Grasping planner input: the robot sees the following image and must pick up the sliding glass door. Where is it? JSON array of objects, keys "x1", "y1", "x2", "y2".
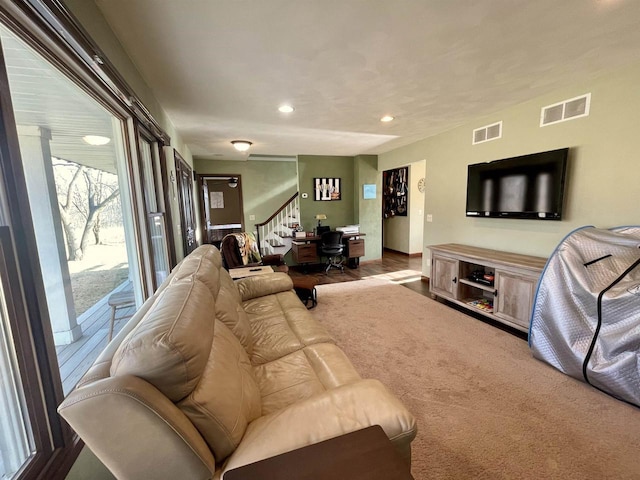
[
  {"x1": 0, "y1": 1, "x2": 178, "y2": 478},
  {"x1": 0, "y1": 24, "x2": 144, "y2": 395},
  {"x1": 0, "y1": 229, "x2": 35, "y2": 479}
]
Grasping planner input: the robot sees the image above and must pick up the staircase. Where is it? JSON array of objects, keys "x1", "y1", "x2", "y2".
[{"x1": 255, "y1": 193, "x2": 300, "y2": 257}]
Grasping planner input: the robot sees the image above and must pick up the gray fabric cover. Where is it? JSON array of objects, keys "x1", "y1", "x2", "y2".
[{"x1": 529, "y1": 225, "x2": 640, "y2": 406}]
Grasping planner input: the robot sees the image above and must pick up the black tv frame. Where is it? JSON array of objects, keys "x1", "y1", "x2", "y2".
[{"x1": 465, "y1": 148, "x2": 569, "y2": 220}]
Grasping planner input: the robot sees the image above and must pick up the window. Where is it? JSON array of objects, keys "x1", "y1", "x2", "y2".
[
  {"x1": 0, "y1": 257, "x2": 35, "y2": 479},
  {"x1": 1, "y1": 24, "x2": 144, "y2": 395},
  {"x1": 0, "y1": 2, "x2": 176, "y2": 478}
]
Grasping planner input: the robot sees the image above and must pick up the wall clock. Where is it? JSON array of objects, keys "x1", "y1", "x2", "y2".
[{"x1": 417, "y1": 177, "x2": 425, "y2": 193}]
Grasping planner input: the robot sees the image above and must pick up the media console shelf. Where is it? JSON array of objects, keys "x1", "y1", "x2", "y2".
[{"x1": 429, "y1": 244, "x2": 548, "y2": 332}]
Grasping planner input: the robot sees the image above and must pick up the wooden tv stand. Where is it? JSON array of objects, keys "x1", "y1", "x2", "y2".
[{"x1": 428, "y1": 244, "x2": 547, "y2": 333}]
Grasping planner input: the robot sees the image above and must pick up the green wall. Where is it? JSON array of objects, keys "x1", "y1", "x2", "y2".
[
  {"x1": 297, "y1": 155, "x2": 355, "y2": 234},
  {"x1": 380, "y1": 62, "x2": 640, "y2": 276},
  {"x1": 193, "y1": 159, "x2": 298, "y2": 233},
  {"x1": 354, "y1": 155, "x2": 382, "y2": 261},
  {"x1": 64, "y1": 0, "x2": 196, "y2": 261}
]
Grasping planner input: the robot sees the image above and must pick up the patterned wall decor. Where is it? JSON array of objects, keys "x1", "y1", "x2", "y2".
[
  {"x1": 383, "y1": 167, "x2": 408, "y2": 217},
  {"x1": 314, "y1": 177, "x2": 341, "y2": 201}
]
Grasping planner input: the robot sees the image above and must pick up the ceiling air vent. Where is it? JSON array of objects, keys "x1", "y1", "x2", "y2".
[
  {"x1": 472, "y1": 121, "x2": 502, "y2": 145},
  {"x1": 540, "y1": 93, "x2": 591, "y2": 127}
]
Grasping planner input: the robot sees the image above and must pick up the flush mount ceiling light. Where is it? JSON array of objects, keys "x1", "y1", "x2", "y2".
[
  {"x1": 231, "y1": 140, "x2": 253, "y2": 152},
  {"x1": 82, "y1": 135, "x2": 111, "y2": 145},
  {"x1": 278, "y1": 105, "x2": 295, "y2": 113},
  {"x1": 380, "y1": 115, "x2": 395, "y2": 123},
  {"x1": 228, "y1": 177, "x2": 239, "y2": 188}
]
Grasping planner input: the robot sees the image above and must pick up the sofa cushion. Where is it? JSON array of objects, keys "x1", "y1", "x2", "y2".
[
  {"x1": 236, "y1": 273, "x2": 294, "y2": 301},
  {"x1": 110, "y1": 278, "x2": 215, "y2": 402},
  {"x1": 178, "y1": 320, "x2": 261, "y2": 461},
  {"x1": 253, "y1": 343, "x2": 362, "y2": 415},
  {"x1": 243, "y1": 291, "x2": 334, "y2": 364},
  {"x1": 214, "y1": 272, "x2": 254, "y2": 354},
  {"x1": 171, "y1": 246, "x2": 255, "y2": 355},
  {"x1": 221, "y1": 379, "x2": 418, "y2": 475},
  {"x1": 172, "y1": 246, "x2": 222, "y2": 298}
]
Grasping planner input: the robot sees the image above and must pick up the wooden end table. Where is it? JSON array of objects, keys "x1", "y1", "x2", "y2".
[{"x1": 224, "y1": 425, "x2": 414, "y2": 480}]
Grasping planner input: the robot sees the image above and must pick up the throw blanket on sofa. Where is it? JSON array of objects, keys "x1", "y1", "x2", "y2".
[{"x1": 229, "y1": 232, "x2": 261, "y2": 265}]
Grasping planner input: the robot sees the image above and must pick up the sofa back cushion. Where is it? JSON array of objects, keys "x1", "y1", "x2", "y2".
[
  {"x1": 178, "y1": 320, "x2": 261, "y2": 460},
  {"x1": 110, "y1": 278, "x2": 215, "y2": 401},
  {"x1": 110, "y1": 245, "x2": 262, "y2": 460},
  {"x1": 174, "y1": 246, "x2": 255, "y2": 355},
  {"x1": 214, "y1": 273, "x2": 254, "y2": 354}
]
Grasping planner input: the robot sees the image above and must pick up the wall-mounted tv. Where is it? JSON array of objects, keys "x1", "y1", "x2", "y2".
[{"x1": 466, "y1": 148, "x2": 569, "y2": 220}]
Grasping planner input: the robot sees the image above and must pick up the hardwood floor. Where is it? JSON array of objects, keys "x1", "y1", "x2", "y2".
[{"x1": 288, "y1": 249, "x2": 430, "y2": 296}]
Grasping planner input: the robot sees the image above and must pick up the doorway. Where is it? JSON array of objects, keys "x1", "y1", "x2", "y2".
[{"x1": 198, "y1": 175, "x2": 245, "y2": 247}]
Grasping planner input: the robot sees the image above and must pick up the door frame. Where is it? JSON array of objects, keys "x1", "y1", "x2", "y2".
[
  {"x1": 174, "y1": 150, "x2": 198, "y2": 256},
  {"x1": 196, "y1": 174, "x2": 245, "y2": 245}
]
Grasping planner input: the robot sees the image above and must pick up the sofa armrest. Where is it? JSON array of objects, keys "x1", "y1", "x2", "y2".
[
  {"x1": 59, "y1": 375, "x2": 215, "y2": 480},
  {"x1": 261, "y1": 254, "x2": 285, "y2": 266},
  {"x1": 236, "y1": 272, "x2": 293, "y2": 301},
  {"x1": 221, "y1": 379, "x2": 417, "y2": 475}
]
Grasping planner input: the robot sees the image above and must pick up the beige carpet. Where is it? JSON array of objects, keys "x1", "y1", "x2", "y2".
[{"x1": 310, "y1": 278, "x2": 640, "y2": 480}]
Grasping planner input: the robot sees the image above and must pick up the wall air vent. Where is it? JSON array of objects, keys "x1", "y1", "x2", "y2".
[
  {"x1": 247, "y1": 154, "x2": 297, "y2": 162},
  {"x1": 540, "y1": 93, "x2": 591, "y2": 127},
  {"x1": 472, "y1": 121, "x2": 502, "y2": 145}
]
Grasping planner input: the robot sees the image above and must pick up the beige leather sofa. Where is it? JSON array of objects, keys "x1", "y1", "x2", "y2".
[{"x1": 59, "y1": 245, "x2": 417, "y2": 479}]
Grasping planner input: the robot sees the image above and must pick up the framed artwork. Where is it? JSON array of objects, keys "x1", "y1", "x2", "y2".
[
  {"x1": 363, "y1": 184, "x2": 376, "y2": 199},
  {"x1": 314, "y1": 177, "x2": 341, "y2": 201}
]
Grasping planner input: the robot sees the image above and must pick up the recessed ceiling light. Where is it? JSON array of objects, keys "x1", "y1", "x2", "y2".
[
  {"x1": 231, "y1": 140, "x2": 253, "y2": 152},
  {"x1": 380, "y1": 115, "x2": 394, "y2": 122},
  {"x1": 278, "y1": 105, "x2": 295, "y2": 113},
  {"x1": 82, "y1": 135, "x2": 111, "y2": 145}
]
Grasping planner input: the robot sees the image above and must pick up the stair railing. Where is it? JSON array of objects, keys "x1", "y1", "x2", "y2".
[{"x1": 255, "y1": 192, "x2": 300, "y2": 255}]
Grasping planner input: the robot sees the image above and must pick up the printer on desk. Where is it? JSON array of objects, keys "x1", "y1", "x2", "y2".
[{"x1": 336, "y1": 225, "x2": 360, "y2": 235}]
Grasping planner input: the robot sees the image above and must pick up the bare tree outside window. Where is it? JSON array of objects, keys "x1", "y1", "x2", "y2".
[
  {"x1": 53, "y1": 158, "x2": 129, "y2": 315},
  {"x1": 53, "y1": 158, "x2": 120, "y2": 261}
]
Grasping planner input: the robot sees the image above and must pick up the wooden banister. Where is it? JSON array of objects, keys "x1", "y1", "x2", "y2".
[{"x1": 255, "y1": 192, "x2": 299, "y2": 227}]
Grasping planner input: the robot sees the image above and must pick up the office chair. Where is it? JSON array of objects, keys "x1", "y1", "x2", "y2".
[
  {"x1": 220, "y1": 232, "x2": 288, "y2": 273},
  {"x1": 320, "y1": 230, "x2": 345, "y2": 274}
]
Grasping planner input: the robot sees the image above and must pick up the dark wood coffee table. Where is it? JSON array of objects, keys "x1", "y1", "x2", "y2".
[{"x1": 224, "y1": 425, "x2": 414, "y2": 480}]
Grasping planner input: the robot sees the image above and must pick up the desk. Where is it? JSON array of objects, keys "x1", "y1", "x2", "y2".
[
  {"x1": 291, "y1": 233, "x2": 365, "y2": 268},
  {"x1": 224, "y1": 425, "x2": 413, "y2": 480}
]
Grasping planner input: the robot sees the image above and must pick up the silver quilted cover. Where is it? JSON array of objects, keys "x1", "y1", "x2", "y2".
[{"x1": 529, "y1": 225, "x2": 640, "y2": 406}]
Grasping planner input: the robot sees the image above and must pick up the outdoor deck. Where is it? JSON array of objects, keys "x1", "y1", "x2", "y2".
[{"x1": 55, "y1": 283, "x2": 135, "y2": 395}]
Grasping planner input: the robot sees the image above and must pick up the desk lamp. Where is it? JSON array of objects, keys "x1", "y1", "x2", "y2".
[{"x1": 315, "y1": 214, "x2": 327, "y2": 232}]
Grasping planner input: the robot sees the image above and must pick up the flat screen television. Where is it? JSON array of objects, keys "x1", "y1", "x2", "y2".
[{"x1": 466, "y1": 148, "x2": 569, "y2": 220}]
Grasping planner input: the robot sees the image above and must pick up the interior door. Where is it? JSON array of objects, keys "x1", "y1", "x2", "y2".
[
  {"x1": 199, "y1": 175, "x2": 244, "y2": 247},
  {"x1": 175, "y1": 152, "x2": 197, "y2": 256}
]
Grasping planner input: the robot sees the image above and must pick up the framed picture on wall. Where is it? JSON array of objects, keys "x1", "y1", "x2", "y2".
[
  {"x1": 363, "y1": 184, "x2": 376, "y2": 199},
  {"x1": 314, "y1": 177, "x2": 341, "y2": 201}
]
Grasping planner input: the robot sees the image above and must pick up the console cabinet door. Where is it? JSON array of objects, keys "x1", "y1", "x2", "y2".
[
  {"x1": 493, "y1": 270, "x2": 537, "y2": 329},
  {"x1": 430, "y1": 254, "x2": 459, "y2": 299}
]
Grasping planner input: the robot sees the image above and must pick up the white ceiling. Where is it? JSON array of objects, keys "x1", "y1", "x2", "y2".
[
  {"x1": 95, "y1": 0, "x2": 640, "y2": 160},
  {"x1": 1, "y1": 25, "x2": 119, "y2": 172}
]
